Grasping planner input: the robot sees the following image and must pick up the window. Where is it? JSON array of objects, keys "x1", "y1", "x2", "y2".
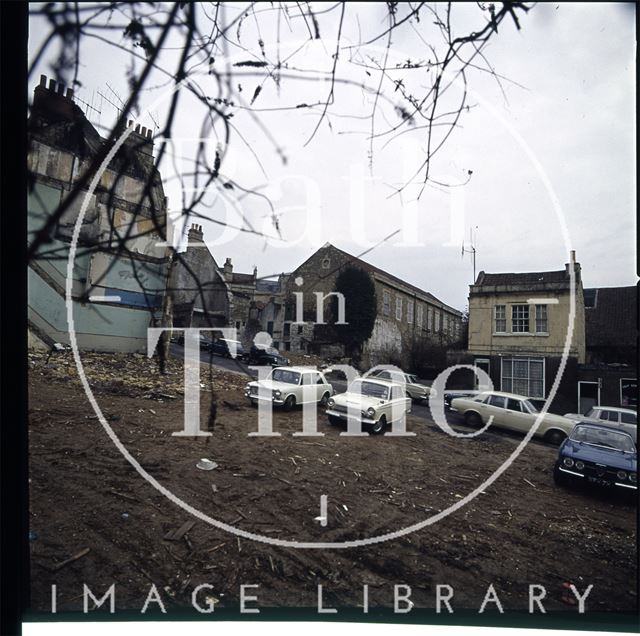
[
  {"x1": 416, "y1": 304, "x2": 424, "y2": 329},
  {"x1": 535, "y1": 304, "x2": 548, "y2": 333},
  {"x1": 621, "y1": 412, "x2": 637, "y2": 425},
  {"x1": 494, "y1": 305, "x2": 506, "y2": 333},
  {"x1": 267, "y1": 321, "x2": 274, "y2": 335},
  {"x1": 427, "y1": 306, "x2": 433, "y2": 331},
  {"x1": 383, "y1": 290, "x2": 391, "y2": 316},
  {"x1": 297, "y1": 325, "x2": 303, "y2": 335},
  {"x1": 489, "y1": 395, "x2": 506, "y2": 408},
  {"x1": 434, "y1": 310, "x2": 441, "y2": 332},
  {"x1": 283, "y1": 323, "x2": 291, "y2": 337},
  {"x1": 501, "y1": 357, "x2": 544, "y2": 398},
  {"x1": 302, "y1": 373, "x2": 314, "y2": 385},
  {"x1": 506, "y1": 398, "x2": 523, "y2": 412},
  {"x1": 396, "y1": 296, "x2": 403, "y2": 321},
  {"x1": 407, "y1": 299, "x2": 414, "y2": 324},
  {"x1": 511, "y1": 305, "x2": 529, "y2": 333},
  {"x1": 235, "y1": 321, "x2": 241, "y2": 330},
  {"x1": 321, "y1": 257, "x2": 330, "y2": 269},
  {"x1": 284, "y1": 342, "x2": 291, "y2": 351},
  {"x1": 620, "y1": 378, "x2": 637, "y2": 408}
]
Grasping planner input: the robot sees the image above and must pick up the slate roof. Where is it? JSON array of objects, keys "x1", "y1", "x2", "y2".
[
  {"x1": 585, "y1": 286, "x2": 638, "y2": 349},
  {"x1": 309, "y1": 244, "x2": 461, "y2": 315},
  {"x1": 475, "y1": 270, "x2": 569, "y2": 286}
]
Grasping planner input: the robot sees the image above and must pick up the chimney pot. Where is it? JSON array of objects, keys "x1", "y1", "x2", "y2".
[
  {"x1": 134, "y1": 124, "x2": 141, "y2": 134},
  {"x1": 128, "y1": 120, "x2": 133, "y2": 128},
  {"x1": 48, "y1": 78, "x2": 56, "y2": 91},
  {"x1": 57, "y1": 83, "x2": 65, "y2": 95},
  {"x1": 141, "y1": 126, "x2": 147, "y2": 137},
  {"x1": 39, "y1": 74, "x2": 47, "y2": 87},
  {"x1": 66, "y1": 88, "x2": 74, "y2": 99}
]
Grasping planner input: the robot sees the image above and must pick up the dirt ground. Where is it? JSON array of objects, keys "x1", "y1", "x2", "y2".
[{"x1": 28, "y1": 351, "x2": 637, "y2": 615}]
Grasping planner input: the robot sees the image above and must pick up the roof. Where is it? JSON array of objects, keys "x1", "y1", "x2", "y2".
[
  {"x1": 255, "y1": 279, "x2": 281, "y2": 293},
  {"x1": 299, "y1": 243, "x2": 462, "y2": 315},
  {"x1": 584, "y1": 286, "x2": 637, "y2": 349},
  {"x1": 475, "y1": 270, "x2": 569, "y2": 286},
  {"x1": 229, "y1": 273, "x2": 255, "y2": 284}
]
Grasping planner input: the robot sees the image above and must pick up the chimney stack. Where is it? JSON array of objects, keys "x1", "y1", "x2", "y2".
[
  {"x1": 223, "y1": 257, "x2": 233, "y2": 280},
  {"x1": 565, "y1": 250, "x2": 580, "y2": 283},
  {"x1": 187, "y1": 223, "x2": 204, "y2": 244}
]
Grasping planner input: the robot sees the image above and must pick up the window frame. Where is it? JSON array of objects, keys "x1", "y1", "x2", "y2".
[
  {"x1": 500, "y1": 357, "x2": 545, "y2": 398},
  {"x1": 511, "y1": 304, "x2": 530, "y2": 333},
  {"x1": 395, "y1": 296, "x2": 403, "y2": 321},
  {"x1": 535, "y1": 304, "x2": 548, "y2": 333},
  {"x1": 494, "y1": 304, "x2": 507, "y2": 333},
  {"x1": 382, "y1": 290, "x2": 391, "y2": 317},
  {"x1": 407, "y1": 299, "x2": 414, "y2": 324}
]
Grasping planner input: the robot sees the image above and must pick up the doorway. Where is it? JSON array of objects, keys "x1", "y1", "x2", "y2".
[{"x1": 578, "y1": 381, "x2": 600, "y2": 415}]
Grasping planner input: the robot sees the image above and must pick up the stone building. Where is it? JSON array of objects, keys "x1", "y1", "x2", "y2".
[
  {"x1": 466, "y1": 251, "x2": 586, "y2": 412},
  {"x1": 273, "y1": 243, "x2": 463, "y2": 368},
  {"x1": 169, "y1": 224, "x2": 231, "y2": 330},
  {"x1": 170, "y1": 224, "x2": 285, "y2": 344},
  {"x1": 27, "y1": 75, "x2": 170, "y2": 352}
]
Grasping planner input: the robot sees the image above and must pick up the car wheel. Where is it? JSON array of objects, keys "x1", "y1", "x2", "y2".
[
  {"x1": 544, "y1": 430, "x2": 566, "y2": 446},
  {"x1": 249, "y1": 399, "x2": 258, "y2": 408},
  {"x1": 328, "y1": 415, "x2": 342, "y2": 426},
  {"x1": 320, "y1": 392, "x2": 331, "y2": 407},
  {"x1": 464, "y1": 411, "x2": 482, "y2": 427},
  {"x1": 369, "y1": 415, "x2": 386, "y2": 435},
  {"x1": 283, "y1": 395, "x2": 296, "y2": 411}
]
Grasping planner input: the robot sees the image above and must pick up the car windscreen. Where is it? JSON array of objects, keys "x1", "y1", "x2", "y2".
[
  {"x1": 523, "y1": 399, "x2": 538, "y2": 414},
  {"x1": 271, "y1": 369, "x2": 300, "y2": 384},
  {"x1": 571, "y1": 425, "x2": 636, "y2": 453},
  {"x1": 406, "y1": 374, "x2": 419, "y2": 384},
  {"x1": 349, "y1": 380, "x2": 389, "y2": 400}
]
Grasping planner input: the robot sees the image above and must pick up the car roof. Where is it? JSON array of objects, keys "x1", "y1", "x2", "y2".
[
  {"x1": 273, "y1": 366, "x2": 318, "y2": 373},
  {"x1": 474, "y1": 390, "x2": 532, "y2": 401},
  {"x1": 354, "y1": 377, "x2": 403, "y2": 388},
  {"x1": 591, "y1": 406, "x2": 637, "y2": 415}
]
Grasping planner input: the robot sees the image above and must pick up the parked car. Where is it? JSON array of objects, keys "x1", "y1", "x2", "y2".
[
  {"x1": 211, "y1": 338, "x2": 246, "y2": 360},
  {"x1": 553, "y1": 422, "x2": 637, "y2": 490},
  {"x1": 564, "y1": 406, "x2": 637, "y2": 442},
  {"x1": 173, "y1": 332, "x2": 212, "y2": 351},
  {"x1": 450, "y1": 390, "x2": 576, "y2": 445},
  {"x1": 443, "y1": 389, "x2": 481, "y2": 409},
  {"x1": 326, "y1": 377, "x2": 412, "y2": 435},
  {"x1": 368, "y1": 369, "x2": 431, "y2": 402},
  {"x1": 244, "y1": 366, "x2": 333, "y2": 410},
  {"x1": 247, "y1": 344, "x2": 290, "y2": 366}
]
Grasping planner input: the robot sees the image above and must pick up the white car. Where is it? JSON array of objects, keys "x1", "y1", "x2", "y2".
[
  {"x1": 244, "y1": 366, "x2": 333, "y2": 410},
  {"x1": 326, "y1": 377, "x2": 412, "y2": 434},
  {"x1": 450, "y1": 390, "x2": 576, "y2": 445},
  {"x1": 564, "y1": 406, "x2": 637, "y2": 442},
  {"x1": 368, "y1": 369, "x2": 431, "y2": 402}
]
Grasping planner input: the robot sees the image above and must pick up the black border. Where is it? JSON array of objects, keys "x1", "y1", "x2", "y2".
[{"x1": 1, "y1": 2, "x2": 30, "y2": 635}]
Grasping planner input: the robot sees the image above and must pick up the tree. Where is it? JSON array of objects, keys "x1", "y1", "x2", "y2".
[{"x1": 332, "y1": 266, "x2": 377, "y2": 363}]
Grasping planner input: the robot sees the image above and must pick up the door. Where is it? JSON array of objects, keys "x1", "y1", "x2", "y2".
[
  {"x1": 578, "y1": 381, "x2": 599, "y2": 415},
  {"x1": 503, "y1": 397, "x2": 532, "y2": 433},
  {"x1": 474, "y1": 359, "x2": 490, "y2": 390}
]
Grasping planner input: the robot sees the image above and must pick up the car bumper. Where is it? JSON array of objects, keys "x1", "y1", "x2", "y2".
[
  {"x1": 326, "y1": 409, "x2": 376, "y2": 425},
  {"x1": 557, "y1": 466, "x2": 637, "y2": 489},
  {"x1": 244, "y1": 392, "x2": 285, "y2": 405}
]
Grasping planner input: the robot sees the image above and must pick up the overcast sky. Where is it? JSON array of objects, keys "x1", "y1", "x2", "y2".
[{"x1": 29, "y1": 2, "x2": 636, "y2": 311}]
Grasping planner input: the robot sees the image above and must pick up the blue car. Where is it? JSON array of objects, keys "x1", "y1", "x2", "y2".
[{"x1": 554, "y1": 422, "x2": 637, "y2": 491}]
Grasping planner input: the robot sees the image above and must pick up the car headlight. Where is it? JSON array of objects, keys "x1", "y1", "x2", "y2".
[
  {"x1": 617, "y1": 470, "x2": 627, "y2": 481},
  {"x1": 273, "y1": 389, "x2": 281, "y2": 397},
  {"x1": 630, "y1": 473, "x2": 637, "y2": 483},
  {"x1": 574, "y1": 461, "x2": 585, "y2": 470},
  {"x1": 367, "y1": 407, "x2": 376, "y2": 417},
  {"x1": 563, "y1": 457, "x2": 574, "y2": 468},
  {"x1": 327, "y1": 398, "x2": 335, "y2": 408}
]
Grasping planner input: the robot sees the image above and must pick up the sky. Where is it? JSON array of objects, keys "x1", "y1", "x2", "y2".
[{"x1": 28, "y1": 2, "x2": 637, "y2": 311}]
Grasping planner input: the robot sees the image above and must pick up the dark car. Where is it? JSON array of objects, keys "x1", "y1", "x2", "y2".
[
  {"x1": 248, "y1": 344, "x2": 289, "y2": 366},
  {"x1": 553, "y1": 422, "x2": 637, "y2": 491},
  {"x1": 173, "y1": 332, "x2": 212, "y2": 351},
  {"x1": 211, "y1": 338, "x2": 246, "y2": 360}
]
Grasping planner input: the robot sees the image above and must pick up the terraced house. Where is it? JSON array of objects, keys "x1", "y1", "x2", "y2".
[
  {"x1": 27, "y1": 75, "x2": 170, "y2": 352},
  {"x1": 466, "y1": 251, "x2": 586, "y2": 412}
]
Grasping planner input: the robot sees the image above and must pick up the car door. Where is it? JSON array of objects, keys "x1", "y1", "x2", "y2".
[
  {"x1": 389, "y1": 384, "x2": 410, "y2": 420},
  {"x1": 485, "y1": 395, "x2": 507, "y2": 427},
  {"x1": 314, "y1": 373, "x2": 329, "y2": 401},
  {"x1": 300, "y1": 372, "x2": 315, "y2": 404},
  {"x1": 503, "y1": 398, "x2": 532, "y2": 433}
]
